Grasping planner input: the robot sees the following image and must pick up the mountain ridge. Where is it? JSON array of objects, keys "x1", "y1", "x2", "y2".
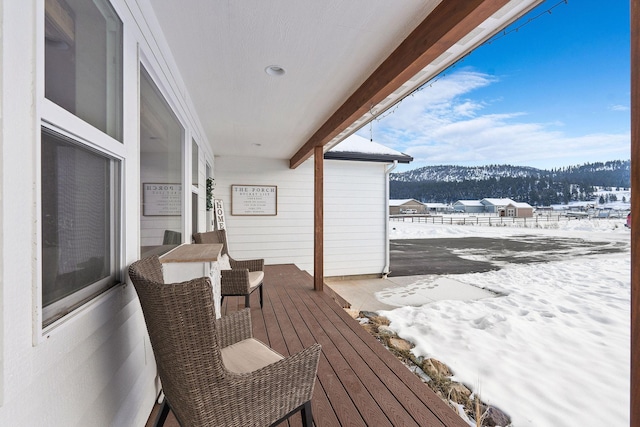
[
  {"x1": 391, "y1": 160, "x2": 629, "y2": 183},
  {"x1": 389, "y1": 160, "x2": 630, "y2": 205}
]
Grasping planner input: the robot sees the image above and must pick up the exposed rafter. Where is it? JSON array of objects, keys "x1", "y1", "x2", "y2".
[{"x1": 289, "y1": 0, "x2": 510, "y2": 169}]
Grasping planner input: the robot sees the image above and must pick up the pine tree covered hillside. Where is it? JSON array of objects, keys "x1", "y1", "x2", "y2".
[{"x1": 390, "y1": 160, "x2": 630, "y2": 206}]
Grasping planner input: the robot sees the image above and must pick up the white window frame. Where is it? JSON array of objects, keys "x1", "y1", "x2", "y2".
[
  {"x1": 36, "y1": 0, "x2": 128, "y2": 340},
  {"x1": 40, "y1": 125, "x2": 123, "y2": 328},
  {"x1": 138, "y1": 62, "x2": 189, "y2": 250}
]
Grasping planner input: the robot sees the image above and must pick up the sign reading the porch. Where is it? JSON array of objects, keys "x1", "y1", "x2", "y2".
[
  {"x1": 143, "y1": 183, "x2": 182, "y2": 216},
  {"x1": 231, "y1": 185, "x2": 277, "y2": 215}
]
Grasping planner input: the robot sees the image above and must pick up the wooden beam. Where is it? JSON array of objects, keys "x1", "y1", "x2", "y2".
[
  {"x1": 289, "y1": 0, "x2": 510, "y2": 169},
  {"x1": 314, "y1": 146, "x2": 324, "y2": 291},
  {"x1": 631, "y1": 0, "x2": 639, "y2": 424}
]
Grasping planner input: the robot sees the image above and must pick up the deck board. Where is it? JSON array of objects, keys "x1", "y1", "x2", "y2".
[{"x1": 146, "y1": 264, "x2": 467, "y2": 427}]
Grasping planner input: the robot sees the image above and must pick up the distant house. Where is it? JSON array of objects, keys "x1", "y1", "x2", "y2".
[
  {"x1": 481, "y1": 198, "x2": 515, "y2": 214},
  {"x1": 504, "y1": 202, "x2": 534, "y2": 218},
  {"x1": 389, "y1": 199, "x2": 425, "y2": 214},
  {"x1": 453, "y1": 200, "x2": 484, "y2": 213},
  {"x1": 424, "y1": 203, "x2": 452, "y2": 214}
]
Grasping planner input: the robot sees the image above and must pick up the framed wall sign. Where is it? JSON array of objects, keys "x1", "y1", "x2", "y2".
[
  {"x1": 231, "y1": 185, "x2": 277, "y2": 215},
  {"x1": 143, "y1": 183, "x2": 182, "y2": 216}
]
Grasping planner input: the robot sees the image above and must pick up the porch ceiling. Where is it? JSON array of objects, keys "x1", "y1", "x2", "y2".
[{"x1": 145, "y1": 0, "x2": 542, "y2": 166}]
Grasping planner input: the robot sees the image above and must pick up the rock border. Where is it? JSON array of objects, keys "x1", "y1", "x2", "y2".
[{"x1": 352, "y1": 310, "x2": 511, "y2": 427}]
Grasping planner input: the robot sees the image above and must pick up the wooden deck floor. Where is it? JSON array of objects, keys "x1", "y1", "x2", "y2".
[{"x1": 147, "y1": 264, "x2": 467, "y2": 427}]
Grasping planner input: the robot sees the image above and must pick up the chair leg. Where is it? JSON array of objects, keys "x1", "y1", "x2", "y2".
[
  {"x1": 300, "y1": 401, "x2": 313, "y2": 427},
  {"x1": 153, "y1": 400, "x2": 171, "y2": 427},
  {"x1": 259, "y1": 284, "x2": 264, "y2": 308},
  {"x1": 245, "y1": 294, "x2": 250, "y2": 308}
]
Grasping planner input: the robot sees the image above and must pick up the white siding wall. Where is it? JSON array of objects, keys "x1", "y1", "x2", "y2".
[
  {"x1": 215, "y1": 157, "x2": 387, "y2": 277},
  {"x1": 0, "y1": 0, "x2": 214, "y2": 426},
  {"x1": 325, "y1": 161, "x2": 387, "y2": 277},
  {"x1": 214, "y1": 156, "x2": 315, "y2": 270}
]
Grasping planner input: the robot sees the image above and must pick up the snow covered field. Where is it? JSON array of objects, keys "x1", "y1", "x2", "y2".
[{"x1": 380, "y1": 218, "x2": 630, "y2": 427}]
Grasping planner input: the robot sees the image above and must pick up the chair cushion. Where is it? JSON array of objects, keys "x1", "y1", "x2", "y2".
[
  {"x1": 249, "y1": 271, "x2": 264, "y2": 289},
  {"x1": 218, "y1": 254, "x2": 232, "y2": 270},
  {"x1": 221, "y1": 338, "x2": 283, "y2": 373}
]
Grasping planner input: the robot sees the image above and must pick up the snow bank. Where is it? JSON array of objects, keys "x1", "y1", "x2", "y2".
[{"x1": 381, "y1": 220, "x2": 630, "y2": 426}]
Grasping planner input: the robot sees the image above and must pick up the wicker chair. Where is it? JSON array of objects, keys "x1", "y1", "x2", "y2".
[
  {"x1": 129, "y1": 256, "x2": 321, "y2": 427},
  {"x1": 193, "y1": 230, "x2": 264, "y2": 308}
]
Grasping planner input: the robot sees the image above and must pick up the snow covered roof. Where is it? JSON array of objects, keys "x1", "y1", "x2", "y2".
[
  {"x1": 454, "y1": 200, "x2": 484, "y2": 207},
  {"x1": 508, "y1": 202, "x2": 533, "y2": 208},
  {"x1": 325, "y1": 134, "x2": 413, "y2": 164},
  {"x1": 481, "y1": 198, "x2": 515, "y2": 206},
  {"x1": 389, "y1": 199, "x2": 423, "y2": 206}
]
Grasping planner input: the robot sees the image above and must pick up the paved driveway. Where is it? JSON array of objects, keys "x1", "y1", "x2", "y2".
[{"x1": 389, "y1": 235, "x2": 628, "y2": 277}]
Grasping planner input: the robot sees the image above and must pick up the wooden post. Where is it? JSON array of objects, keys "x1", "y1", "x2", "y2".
[
  {"x1": 314, "y1": 146, "x2": 324, "y2": 291},
  {"x1": 631, "y1": 0, "x2": 639, "y2": 424}
]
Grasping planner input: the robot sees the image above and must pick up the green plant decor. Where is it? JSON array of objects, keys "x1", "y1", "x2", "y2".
[{"x1": 206, "y1": 178, "x2": 215, "y2": 211}]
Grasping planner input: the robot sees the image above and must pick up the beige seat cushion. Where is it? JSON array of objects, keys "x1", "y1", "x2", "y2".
[
  {"x1": 221, "y1": 338, "x2": 283, "y2": 373},
  {"x1": 249, "y1": 271, "x2": 264, "y2": 289}
]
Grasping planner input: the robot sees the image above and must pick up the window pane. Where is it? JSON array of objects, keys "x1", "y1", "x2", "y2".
[
  {"x1": 192, "y1": 139, "x2": 199, "y2": 187},
  {"x1": 140, "y1": 67, "x2": 184, "y2": 257},
  {"x1": 192, "y1": 192, "x2": 198, "y2": 236},
  {"x1": 41, "y1": 129, "x2": 120, "y2": 325},
  {"x1": 45, "y1": 0, "x2": 123, "y2": 141}
]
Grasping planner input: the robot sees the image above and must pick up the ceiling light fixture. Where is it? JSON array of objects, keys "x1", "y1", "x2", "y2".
[{"x1": 265, "y1": 65, "x2": 286, "y2": 76}]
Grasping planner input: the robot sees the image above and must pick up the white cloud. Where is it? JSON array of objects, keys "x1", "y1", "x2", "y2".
[
  {"x1": 361, "y1": 69, "x2": 630, "y2": 169},
  {"x1": 610, "y1": 104, "x2": 629, "y2": 112}
]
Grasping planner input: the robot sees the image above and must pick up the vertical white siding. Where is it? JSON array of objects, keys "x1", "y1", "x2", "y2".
[{"x1": 325, "y1": 161, "x2": 387, "y2": 277}]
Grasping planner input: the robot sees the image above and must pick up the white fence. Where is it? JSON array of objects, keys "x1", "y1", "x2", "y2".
[{"x1": 390, "y1": 213, "x2": 627, "y2": 227}]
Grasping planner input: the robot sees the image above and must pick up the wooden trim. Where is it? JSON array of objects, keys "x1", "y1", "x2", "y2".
[
  {"x1": 631, "y1": 0, "x2": 639, "y2": 424},
  {"x1": 314, "y1": 146, "x2": 324, "y2": 291},
  {"x1": 289, "y1": 0, "x2": 510, "y2": 169}
]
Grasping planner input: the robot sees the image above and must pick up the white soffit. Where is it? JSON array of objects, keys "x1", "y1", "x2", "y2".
[
  {"x1": 145, "y1": 0, "x2": 441, "y2": 159},
  {"x1": 144, "y1": 0, "x2": 542, "y2": 161}
]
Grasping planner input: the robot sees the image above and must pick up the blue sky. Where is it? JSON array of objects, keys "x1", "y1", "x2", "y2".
[{"x1": 358, "y1": 0, "x2": 631, "y2": 172}]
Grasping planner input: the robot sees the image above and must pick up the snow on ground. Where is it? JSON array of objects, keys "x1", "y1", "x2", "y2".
[{"x1": 380, "y1": 218, "x2": 630, "y2": 427}]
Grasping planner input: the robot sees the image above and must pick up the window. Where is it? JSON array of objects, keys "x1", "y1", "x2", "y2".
[
  {"x1": 191, "y1": 139, "x2": 199, "y2": 235},
  {"x1": 41, "y1": 0, "x2": 123, "y2": 328},
  {"x1": 192, "y1": 139, "x2": 199, "y2": 187},
  {"x1": 45, "y1": 0, "x2": 123, "y2": 141},
  {"x1": 140, "y1": 67, "x2": 184, "y2": 256},
  {"x1": 41, "y1": 128, "x2": 121, "y2": 326}
]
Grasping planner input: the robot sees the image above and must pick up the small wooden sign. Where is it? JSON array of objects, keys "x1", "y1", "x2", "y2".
[
  {"x1": 231, "y1": 185, "x2": 277, "y2": 216},
  {"x1": 214, "y1": 199, "x2": 226, "y2": 229}
]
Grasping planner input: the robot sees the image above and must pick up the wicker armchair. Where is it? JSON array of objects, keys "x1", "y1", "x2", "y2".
[
  {"x1": 129, "y1": 256, "x2": 321, "y2": 427},
  {"x1": 193, "y1": 230, "x2": 264, "y2": 308}
]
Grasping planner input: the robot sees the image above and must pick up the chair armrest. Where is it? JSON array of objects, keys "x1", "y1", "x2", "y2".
[
  {"x1": 216, "y1": 308, "x2": 253, "y2": 348},
  {"x1": 224, "y1": 344, "x2": 322, "y2": 423},
  {"x1": 220, "y1": 269, "x2": 250, "y2": 295},
  {"x1": 230, "y1": 258, "x2": 264, "y2": 272}
]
